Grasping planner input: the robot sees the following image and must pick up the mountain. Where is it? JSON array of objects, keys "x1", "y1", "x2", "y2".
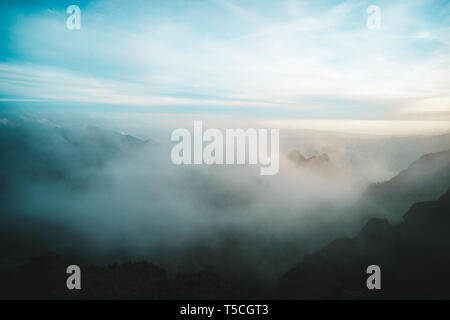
[
  {"x1": 0, "y1": 120, "x2": 157, "y2": 269},
  {"x1": 361, "y1": 149, "x2": 450, "y2": 222},
  {"x1": 281, "y1": 130, "x2": 450, "y2": 178},
  {"x1": 0, "y1": 121, "x2": 151, "y2": 188},
  {"x1": 278, "y1": 188, "x2": 450, "y2": 299},
  {"x1": 5, "y1": 189, "x2": 450, "y2": 299},
  {"x1": 287, "y1": 150, "x2": 338, "y2": 175},
  {"x1": 0, "y1": 252, "x2": 254, "y2": 299}
]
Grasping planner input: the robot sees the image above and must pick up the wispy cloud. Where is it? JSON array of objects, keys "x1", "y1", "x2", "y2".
[{"x1": 0, "y1": 0, "x2": 449, "y2": 119}]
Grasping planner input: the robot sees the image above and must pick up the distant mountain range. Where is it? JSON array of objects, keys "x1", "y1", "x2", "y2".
[
  {"x1": 0, "y1": 122, "x2": 152, "y2": 189},
  {"x1": 278, "y1": 188, "x2": 450, "y2": 299}
]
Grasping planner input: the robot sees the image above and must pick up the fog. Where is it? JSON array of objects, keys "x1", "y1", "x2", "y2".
[{"x1": 1, "y1": 111, "x2": 449, "y2": 283}]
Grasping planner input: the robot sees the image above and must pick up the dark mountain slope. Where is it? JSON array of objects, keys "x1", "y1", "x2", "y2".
[
  {"x1": 360, "y1": 149, "x2": 450, "y2": 222},
  {"x1": 0, "y1": 252, "x2": 254, "y2": 299},
  {"x1": 278, "y1": 189, "x2": 450, "y2": 299}
]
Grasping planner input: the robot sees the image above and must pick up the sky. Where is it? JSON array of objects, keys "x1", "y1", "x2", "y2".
[{"x1": 0, "y1": 0, "x2": 450, "y2": 121}]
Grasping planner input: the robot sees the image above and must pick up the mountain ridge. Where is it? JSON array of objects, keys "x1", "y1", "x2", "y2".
[{"x1": 278, "y1": 188, "x2": 450, "y2": 299}]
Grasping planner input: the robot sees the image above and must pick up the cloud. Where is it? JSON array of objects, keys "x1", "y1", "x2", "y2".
[
  {"x1": 0, "y1": 0, "x2": 449, "y2": 119},
  {"x1": 400, "y1": 96, "x2": 450, "y2": 114}
]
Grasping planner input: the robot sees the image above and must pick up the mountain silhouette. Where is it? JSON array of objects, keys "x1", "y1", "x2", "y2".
[
  {"x1": 278, "y1": 188, "x2": 450, "y2": 299},
  {"x1": 4, "y1": 188, "x2": 450, "y2": 299},
  {"x1": 361, "y1": 149, "x2": 450, "y2": 222},
  {"x1": 287, "y1": 150, "x2": 338, "y2": 176},
  {"x1": 0, "y1": 252, "x2": 253, "y2": 299}
]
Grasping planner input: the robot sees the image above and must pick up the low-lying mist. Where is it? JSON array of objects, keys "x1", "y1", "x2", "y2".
[{"x1": 1, "y1": 111, "x2": 449, "y2": 283}]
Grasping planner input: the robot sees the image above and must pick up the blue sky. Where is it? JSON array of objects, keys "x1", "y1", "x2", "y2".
[{"x1": 0, "y1": 0, "x2": 449, "y2": 120}]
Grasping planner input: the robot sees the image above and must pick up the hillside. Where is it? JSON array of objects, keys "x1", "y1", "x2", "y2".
[
  {"x1": 278, "y1": 189, "x2": 450, "y2": 299},
  {"x1": 362, "y1": 149, "x2": 450, "y2": 222}
]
